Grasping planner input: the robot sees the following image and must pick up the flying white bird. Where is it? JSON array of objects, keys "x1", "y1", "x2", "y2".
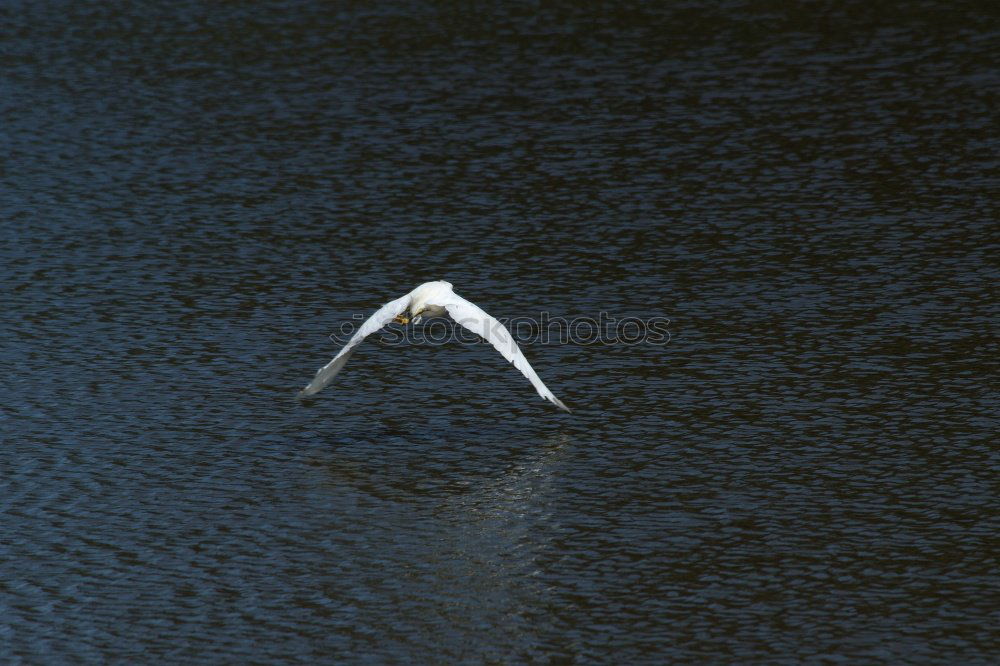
[{"x1": 300, "y1": 281, "x2": 570, "y2": 412}]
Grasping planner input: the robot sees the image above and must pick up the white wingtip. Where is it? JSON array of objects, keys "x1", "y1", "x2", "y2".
[{"x1": 548, "y1": 395, "x2": 572, "y2": 413}]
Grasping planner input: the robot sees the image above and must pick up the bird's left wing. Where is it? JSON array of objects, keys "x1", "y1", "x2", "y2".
[
  {"x1": 299, "y1": 292, "x2": 412, "y2": 397},
  {"x1": 441, "y1": 293, "x2": 571, "y2": 412}
]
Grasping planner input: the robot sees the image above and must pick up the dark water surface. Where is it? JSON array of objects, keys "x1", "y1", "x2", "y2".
[{"x1": 2, "y1": 1, "x2": 997, "y2": 662}]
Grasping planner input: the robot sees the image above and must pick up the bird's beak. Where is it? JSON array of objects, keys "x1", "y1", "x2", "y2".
[{"x1": 393, "y1": 314, "x2": 409, "y2": 324}]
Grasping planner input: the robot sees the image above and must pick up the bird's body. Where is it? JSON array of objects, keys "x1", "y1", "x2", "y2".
[
  {"x1": 406, "y1": 280, "x2": 452, "y2": 322},
  {"x1": 300, "y1": 281, "x2": 570, "y2": 412}
]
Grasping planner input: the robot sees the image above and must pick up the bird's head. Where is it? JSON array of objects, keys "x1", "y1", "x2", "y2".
[{"x1": 394, "y1": 307, "x2": 424, "y2": 325}]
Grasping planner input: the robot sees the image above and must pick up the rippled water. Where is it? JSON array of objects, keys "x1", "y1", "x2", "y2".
[{"x1": 2, "y1": 1, "x2": 997, "y2": 662}]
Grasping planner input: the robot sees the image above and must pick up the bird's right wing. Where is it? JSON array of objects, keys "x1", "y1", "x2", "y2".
[
  {"x1": 441, "y1": 293, "x2": 571, "y2": 412},
  {"x1": 299, "y1": 292, "x2": 412, "y2": 397}
]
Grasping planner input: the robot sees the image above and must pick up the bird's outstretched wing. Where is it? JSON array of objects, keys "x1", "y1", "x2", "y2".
[
  {"x1": 300, "y1": 292, "x2": 411, "y2": 397},
  {"x1": 441, "y1": 293, "x2": 571, "y2": 412}
]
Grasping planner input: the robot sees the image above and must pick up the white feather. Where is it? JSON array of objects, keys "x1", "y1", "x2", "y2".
[
  {"x1": 299, "y1": 292, "x2": 411, "y2": 396},
  {"x1": 440, "y1": 292, "x2": 571, "y2": 412},
  {"x1": 300, "y1": 281, "x2": 570, "y2": 412}
]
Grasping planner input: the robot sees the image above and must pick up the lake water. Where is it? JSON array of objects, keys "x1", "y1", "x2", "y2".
[{"x1": 1, "y1": 1, "x2": 997, "y2": 662}]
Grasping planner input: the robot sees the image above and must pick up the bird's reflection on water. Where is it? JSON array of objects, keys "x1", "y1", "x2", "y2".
[{"x1": 299, "y1": 430, "x2": 573, "y2": 657}]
